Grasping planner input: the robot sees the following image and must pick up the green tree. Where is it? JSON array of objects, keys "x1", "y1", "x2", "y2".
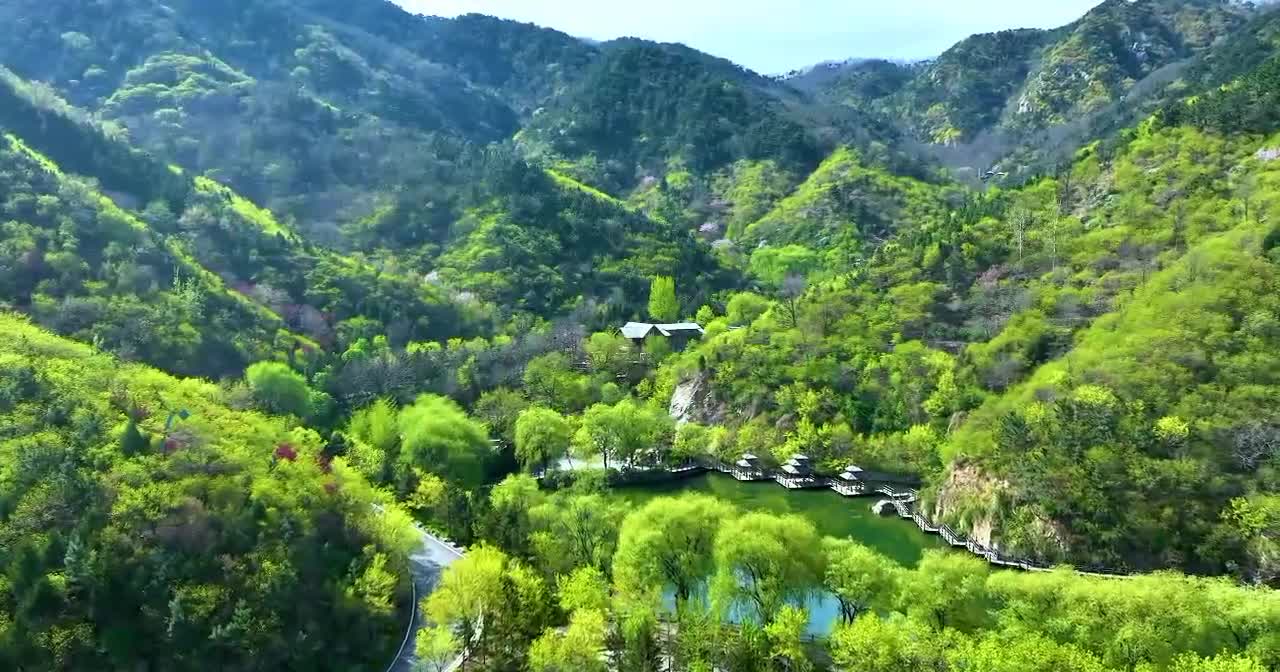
[
  {"x1": 648, "y1": 275, "x2": 679, "y2": 323},
  {"x1": 523, "y1": 353, "x2": 594, "y2": 413},
  {"x1": 426, "y1": 545, "x2": 507, "y2": 666},
  {"x1": 585, "y1": 331, "x2": 635, "y2": 379},
  {"x1": 711, "y1": 513, "x2": 825, "y2": 625},
  {"x1": 822, "y1": 538, "x2": 900, "y2": 624},
  {"x1": 946, "y1": 631, "x2": 1110, "y2": 672},
  {"x1": 557, "y1": 566, "x2": 612, "y2": 614},
  {"x1": 529, "y1": 608, "x2": 608, "y2": 672},
  {"x1": 414, "y1": 626, "x2": 460, "y2": 672},
  {"x1": 899, "y1": 550, "x2": 991, "y2": 631},
  {"x1": 765, "y1": 605, "x2": 814, "y2": 672},
  {"x1": 614, "y1": 494, "x2": 736, "y2": 604},
  {"x1": 473, "y1": 387, "x2": 530, "y2": 447},
  {"x1": 829, "y1": 613, "x2": 945, "y2": 672},
  {"x1": 119, "y1": 418, "x2": 148, "y2": 456},
  {"x1": 515, "y1": 406, "x2": 574, "y2": 473},
  {"x1": 573, "y1": 398, "x2": 673, "y2": 469},
  {"x1": 245, "y1": 361, "x2": 312, "y2": 417},
  {"x1": 346, "y1": 397, "x2": 399, "y2": 482},
  {"x1": 397, "y1": 394, "x2": 490, "y2": 489},
  {"x1": 749, "y1": 244, "x2": 819, "y2": 287},
  {"x1": 529, "y1": 493, "x2": 625, "y2": 576}
]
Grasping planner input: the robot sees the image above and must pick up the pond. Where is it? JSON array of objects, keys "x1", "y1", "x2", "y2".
[{"x1": 608, "y1": 472, "x2": 950, "y2": 634}]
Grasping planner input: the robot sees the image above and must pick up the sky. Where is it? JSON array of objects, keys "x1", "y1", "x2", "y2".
[{"x1": 396, "y1": 0, "x2": 1105, "y2": 74}]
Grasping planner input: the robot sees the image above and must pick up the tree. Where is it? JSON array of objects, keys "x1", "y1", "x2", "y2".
[
  {"x1": 614, "y1": 495, "x2": 736, "y2": 605},
  {"x1": 529, "y1": 493, "x2": 624, "y2": 576},
  {"x1": 397, "y1": 394, "x2": 490, "y2": 489},
  {"x1": 245, "y1": 361, "x2": 312, "y2": 417},
  {"x1": 529, "y1": 608, "x2": 608, "y2": 672},
  {"x1": 557, "y1": 566, "x2": 611, "y2": 614},
  {"x1": 711, "y1": 513, "x2": 825, "y2": 625},
  {"x1": 727, "y1": 292, "x2": 772, "y2": 325},
  {"x1": 749, "y1": 244, "x2": 818, "y2": 287},
  {"x1": 515, "y1": 406, "x2": 574, "y2": 473},
  {"x1": 573, "y1": 398, "x2": 673, "y2": 470},
  {"x1": 119, "y1": 418, "x2": 148, "y2": 456},
  {"x1": 648, "y1": 275, "x2": 679, "y2": 323},
  {"x1": 899, "y1": 550, "x2": 991, "y2": 631},
  {"x1": 946, "y1": 631, "x2": 1110, "y2": 672},
  {"x1": 484, "y1": 474, "x2": 545, "y2": 557},
  {"x1": 473, "y1": 387, "x2": 530, "y2": 447},
  {"x1": 414, "y1": 626, "x2": 460, "y2": 672},
  {"x1": 523, "y1": 353, "x2": 594, "y2": 413},
  {"x1": 829, "y1": 613, "x2": 945, "y2": 672},
  {"x1": 585, "y1": 331, "x2": 635, "y2": 379},
  {"x1": 425, "y1": 545, "x2": 508, "y2": 666},
  {"x1": 822, "y1": 538, "x2": 900, "y2": 624},
  {"x1": 346, "y1": 397, "x2": 399, "y2": 482},
  {"x1": 765, "y1": 605, "x2": 814, "y2": 672}
]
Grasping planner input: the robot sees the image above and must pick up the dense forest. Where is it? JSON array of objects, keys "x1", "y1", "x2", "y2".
[{"x1": 1, "y1": 0, "x2": 1280, "y2": 670}]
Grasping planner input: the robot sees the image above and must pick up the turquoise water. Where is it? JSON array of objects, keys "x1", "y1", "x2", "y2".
[{"x1": 609, "y1": 472, "x2": 949, "y2": 633}]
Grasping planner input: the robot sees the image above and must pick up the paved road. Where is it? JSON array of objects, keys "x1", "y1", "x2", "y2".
[{"x1": 388, "y1": 524, "x2": 464, "y2": 672}]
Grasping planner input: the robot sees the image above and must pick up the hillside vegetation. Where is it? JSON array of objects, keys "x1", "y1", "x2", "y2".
[
  {"x1": 0, "y1": 314, "x2": 417, "y2": 669},
  {"x1": 1, "y1": 0, "x2": 1280, "y2": 670}
]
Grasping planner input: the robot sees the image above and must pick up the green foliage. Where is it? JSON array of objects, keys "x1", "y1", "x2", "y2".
[
  {"x1": 245, "y1": 361, "x2": 312, "y2": 418},
  {"x1": 522, "y1": 40, "x2": 822, "y2": 192},
  {"x1": 345, "y1": 397, "x2": 400, "y2": 483},
  {"x1": 614, "y1": 494, "x2": 737, "y2": 604},
  {"x1": 529, "y1": 608, "x2": 608, "y2": 672},
  {"x1": 515, "y1": 406, "x2": 574, "y2": 473},
  {"x1": 572, "y1": 398, "x2": 675, "y2": 470},
  {"x1": 710, "y1": 512, "x2": 825, "y2": 625},
  {"x1": 822, "y1": 538, "x2": 901, "y2": 624},
  {"x1": 648, "y1": 275, "x2": 680, "y2": 323},
  {"x1": 396, "y1": 394, "x2": 490, "y2": 490},
  {"x1": 0, "y1": 314, "x2": 414, "y2": 670},
  {"x1": 523, "y1": 353, "x2": 595, "y2": 414}
]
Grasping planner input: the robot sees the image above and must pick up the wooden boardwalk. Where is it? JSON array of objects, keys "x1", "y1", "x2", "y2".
[{"x1": 694, "y1": 460, "x2": 1130, "y2": 578}]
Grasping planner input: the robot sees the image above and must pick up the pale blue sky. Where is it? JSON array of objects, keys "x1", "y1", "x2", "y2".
[{"x1": 396, "y1": 0, "x2": 1104, "y2": 73}]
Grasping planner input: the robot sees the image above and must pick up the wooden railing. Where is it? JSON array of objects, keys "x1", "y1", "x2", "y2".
[{"x1": 692, "y1": 459, "x2": 1130, "y2": 578}]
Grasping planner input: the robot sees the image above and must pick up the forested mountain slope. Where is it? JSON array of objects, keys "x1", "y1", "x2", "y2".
[
  {"x1": 658, "y1": 20, "x2": 1280, "y2": 579},
  {"x1": 0, "y1": 314, "x2": 417, "y2": 669},
  {"x1": 797, "y1": 0, "x2": 1252, "y2": 178},
  {"x1": 3, "y1": 1, "x2": 1280, "y2": 669},
  {"x1": 0, "y1": 69, "x2": 488, "y2": 376}
]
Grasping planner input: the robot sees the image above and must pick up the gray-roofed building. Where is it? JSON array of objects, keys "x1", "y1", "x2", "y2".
[{"x1": 621, "y1": 321, "x2": 705, "y2": 350}]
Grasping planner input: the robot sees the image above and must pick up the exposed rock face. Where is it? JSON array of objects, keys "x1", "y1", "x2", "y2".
[
  {"x1": 668, "y1": 372, "x2": 724, "y2": 424},
  {"x1": 932, "y1": 463, "x2": 1069, "y2": 556},
  {"x1": 1255, "y1": 147, "x2": 1280, "y2": 162},
  {"x1": 930, "y1": 464, "x2": 1007, "y2": 549}
]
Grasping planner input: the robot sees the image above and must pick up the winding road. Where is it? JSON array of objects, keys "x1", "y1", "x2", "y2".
[{"x1": 387, "y1": 522, "x2": 465, "y2": 672}]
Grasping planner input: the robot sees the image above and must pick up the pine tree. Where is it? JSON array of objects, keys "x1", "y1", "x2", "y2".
[{"x1": 648, "y1": 276, "x2": 679, "y2": 323}]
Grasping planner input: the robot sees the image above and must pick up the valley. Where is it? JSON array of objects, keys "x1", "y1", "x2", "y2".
[{"x1": 1, "y1": 0, "x2": 1279, "y2": 670}]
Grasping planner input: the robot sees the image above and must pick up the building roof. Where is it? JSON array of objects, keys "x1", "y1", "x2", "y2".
[
  {"x1": 655, "y1": 323, "x2": 705, "y2": 336},
  {"x1": 621, "y1": 322, "x2": 705, "y2": 339},
  {"x1": 621, "y1": 322, "x2": 656, "y2": 339}
]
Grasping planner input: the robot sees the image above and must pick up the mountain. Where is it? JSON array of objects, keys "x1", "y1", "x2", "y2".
[
  {"x1": 0, "y1": 67, "x2": 485, "y2": 377},
  {"x1": 3, "y1": 0, "x2": 1280, "y2": 669},
  {"x1": 801, "y1": 0, "x2": 1252, "y2": 178}
]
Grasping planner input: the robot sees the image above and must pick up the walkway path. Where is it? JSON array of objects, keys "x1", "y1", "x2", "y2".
[
  {"x1": 700, "y1": 459, "x2": 1131, "y2": 578},
  {"x1": 387, "y1": 522, "x2": 466, "y2": 672}
]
